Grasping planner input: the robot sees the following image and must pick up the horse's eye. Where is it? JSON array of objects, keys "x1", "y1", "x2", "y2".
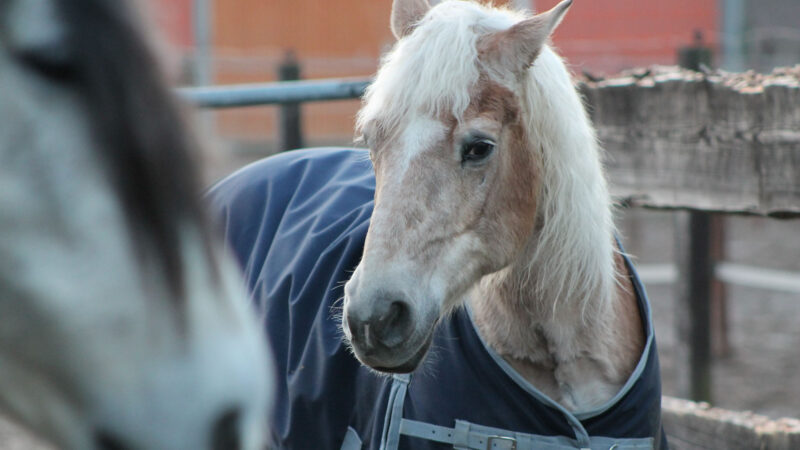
[{"x1": 461, "y1": 139, "x2": 495, "y2": 163}]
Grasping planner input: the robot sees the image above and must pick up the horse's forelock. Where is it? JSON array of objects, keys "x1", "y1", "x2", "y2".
[
  {"x1": 358, "y1": 1, "x2": 524, "y2": 135},
  {"x1": 59, "y1": 0, "x2": 213, "y2": 303}
]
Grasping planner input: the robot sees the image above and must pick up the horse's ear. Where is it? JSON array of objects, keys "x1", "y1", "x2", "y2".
[
  {"x1": 391, "y1": 0, "x2": 431, "y2": 40},
  {"x1": 5, "y1": 0, "x2": 70, "y2": 63},
  {"x1": 480, "y1": 0, "x2": 572, "y2": 75}
]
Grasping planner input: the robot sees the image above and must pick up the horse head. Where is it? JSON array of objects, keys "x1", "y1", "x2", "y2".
[
  {"x1": 343, "y1": 0, "x2": 582, "y2": 373},
  {"x1": 0, "y1": 0, "x2": 272, "y2": 448}
]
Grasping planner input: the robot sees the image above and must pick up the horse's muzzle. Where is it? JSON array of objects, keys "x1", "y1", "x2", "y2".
[
  {"x1": 343, "y1": 294, "x2": 436, "y2": 372},
  {"x1": 347, "y1": 299, "x2": 412, "y2": 348}
]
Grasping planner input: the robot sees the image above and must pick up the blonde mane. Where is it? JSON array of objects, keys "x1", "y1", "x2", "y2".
[{"x1": 522, "y1": 47, "x2": 617, "y2": 321}]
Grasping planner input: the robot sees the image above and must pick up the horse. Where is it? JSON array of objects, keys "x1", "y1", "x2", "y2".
[
  {"x1": 0, "y1": 0, "x2": 273, "y2": 449},
  {"x1": 208, "y1": 0, "x2": 665, "y2": 448},
  {"x1": 347, "y1": 0, "x2": 641, "y2": 409}
]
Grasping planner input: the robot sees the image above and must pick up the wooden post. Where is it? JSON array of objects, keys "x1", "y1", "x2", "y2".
[
  {"x1": 278, "y1": 50, "x2": 304, "y2": 152},
  {"x1": 674, "y1": 31, "x2": 720, "y2": 403},
  {"x1": 709, "y1": 216, "x2": 730, "y2": 358},
  {"x1": 677, "y1": 30, "x2": 713, "y2": 72},
  {"x1": 675, "y1": 212, "x2": 714, "y2": 402}
]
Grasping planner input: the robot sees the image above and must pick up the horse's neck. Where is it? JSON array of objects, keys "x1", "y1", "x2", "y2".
[
  {"x1": 470, "y1": 249, "x2": 643, "y2": 411},
  {"x1": 470, "y1": 53, "x2": 644, "y2": 411}
]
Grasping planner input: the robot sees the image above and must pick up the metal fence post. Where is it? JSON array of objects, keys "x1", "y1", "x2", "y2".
[{"x1": 278, "y1": 50, "x2": 304, "y2": 152}]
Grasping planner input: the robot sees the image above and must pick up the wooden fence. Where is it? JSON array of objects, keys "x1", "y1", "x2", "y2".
[
  {"x1": 579, "y1": 65, "x2": 800, "y2": 448},
  {"x1": 583, "y1": 65, "x2": 800, "y2": 217},
  {"x1": 583, "y1": 65, "x2": 800, "y2": 412},
  {"x1": 663, "y1": 397, "x2": 800, "y2": 449}
]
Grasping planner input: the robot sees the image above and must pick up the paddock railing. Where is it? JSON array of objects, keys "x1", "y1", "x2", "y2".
[
  {"x1": 178, "y1": 78, "x2": 370, "y2": 108},
  {"x1": 180, "y1": 65, "x2": 800, "y2": 450}
]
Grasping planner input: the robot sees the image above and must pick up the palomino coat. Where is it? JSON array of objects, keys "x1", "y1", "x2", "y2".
[{"x1": 207, "y1": 148, "x2": 667, "y2": 450}]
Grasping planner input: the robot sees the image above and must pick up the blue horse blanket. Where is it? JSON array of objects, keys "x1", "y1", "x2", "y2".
[{"x1": 207, "y1": 148, "x2": 667, "y2": 450}]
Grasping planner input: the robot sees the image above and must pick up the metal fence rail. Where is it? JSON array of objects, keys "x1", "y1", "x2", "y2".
[{"x1": 178, "y1": 78, "x2": 371, "y2": 108}]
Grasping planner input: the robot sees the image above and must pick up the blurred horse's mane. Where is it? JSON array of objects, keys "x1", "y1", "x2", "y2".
[{"x1": 60, "y1": 0, "x2": 212, "y2": 299}]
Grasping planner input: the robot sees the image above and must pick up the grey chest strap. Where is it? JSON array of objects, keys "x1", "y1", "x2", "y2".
[
  {"x1": 398, "y1": 418, "x2": 654, "y2": 450},
  {"x1": 378, "y1": 370, "x2": 654, "y2": 450}
]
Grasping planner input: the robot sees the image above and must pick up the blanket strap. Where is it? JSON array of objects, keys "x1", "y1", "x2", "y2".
[{"x1": 398, "y1": 418, "x2": 655, "y2": 450}]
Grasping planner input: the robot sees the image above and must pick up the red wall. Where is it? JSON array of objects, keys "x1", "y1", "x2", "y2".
[
  {"x1": 147, "y1": 0, "x2": 193, "y2": 48},
  {"x1": 539, "y1": 0, "x2": 718, "y2": 73},
  {"x1": 147, "y1": 0, "x2": 719, "y2": 142},
  {"x1": 150, "y1": 0, "x2": 719, "y2": 72}
]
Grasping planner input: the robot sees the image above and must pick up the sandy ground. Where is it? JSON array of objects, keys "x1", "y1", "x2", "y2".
[{"x1": 2, "y1": 152, "x2": 798, "y2": 447}]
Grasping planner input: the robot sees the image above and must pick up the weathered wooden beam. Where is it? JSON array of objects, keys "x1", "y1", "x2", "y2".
[
  {"x1": 580, "y1": 65, "x2": 800, "y2": 216},
  {"x1": 662, "y1": 396, "x2": 800, "y2": 449}
]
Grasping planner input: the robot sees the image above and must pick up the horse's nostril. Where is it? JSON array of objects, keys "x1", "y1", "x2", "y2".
[
  {"x1": 374, "y1": 300, "x2": 412, "y2": 348},
  {"x1": 95, "y1": 430, "x2": 129, "y2": 450},
  {"x1": 382, "y1": 301, "x2": 407, "y2": 331},
  {"x1": 347, "y1": 299, "x2": 413, "y2": 350},
  {"x1": 211, "y1": 407, "x2": 242, "y2": 450}
]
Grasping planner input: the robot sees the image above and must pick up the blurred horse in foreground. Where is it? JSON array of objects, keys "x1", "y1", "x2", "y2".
[{"x1": 0, "y1": 0, "x2": 272, "y2": 448}]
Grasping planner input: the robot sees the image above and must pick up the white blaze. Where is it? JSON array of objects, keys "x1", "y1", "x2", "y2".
[{"x1": 398, "y1": 117, "x2": 446, "y2": 174}]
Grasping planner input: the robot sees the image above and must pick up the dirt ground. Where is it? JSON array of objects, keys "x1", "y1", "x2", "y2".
[{"x1": 2, "y1": 153, "x2": 798, "y2": 448}]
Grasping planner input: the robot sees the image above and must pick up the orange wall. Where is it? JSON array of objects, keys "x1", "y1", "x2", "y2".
[
  {"x1": 538, "y1": 0, "x2": 718, "y2": 72},
  {"x1": 212, "y1": 1, "x2": 396, "y2": 143},
  {"x1": 211, "y1": 0, "x2": 718, "y2": 77},
  {"x1": 215, "y1": 1, "x2": 393, "y2": 60},
  {"x1": 211, "y1": 1, "x2": 511, "y2": 142},
  {"x1": 155, "y1": 0, "x2": 718, "y2": 144}
]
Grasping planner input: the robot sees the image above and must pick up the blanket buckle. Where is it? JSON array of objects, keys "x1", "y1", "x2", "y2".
[{"x1": 486, "y1": 435, "x2": 517, "y2": 450}]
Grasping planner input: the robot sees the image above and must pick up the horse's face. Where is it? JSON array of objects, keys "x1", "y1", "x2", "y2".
[
  {"x1": 343, "y1": 0, "x2": 572, "y2": 372},
  {"x1": 345, "y1": 86, "x2": 540, "y2": 372},
  {"x1": 0, "y1": 1, "x2": 271, "y2": 449}
]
